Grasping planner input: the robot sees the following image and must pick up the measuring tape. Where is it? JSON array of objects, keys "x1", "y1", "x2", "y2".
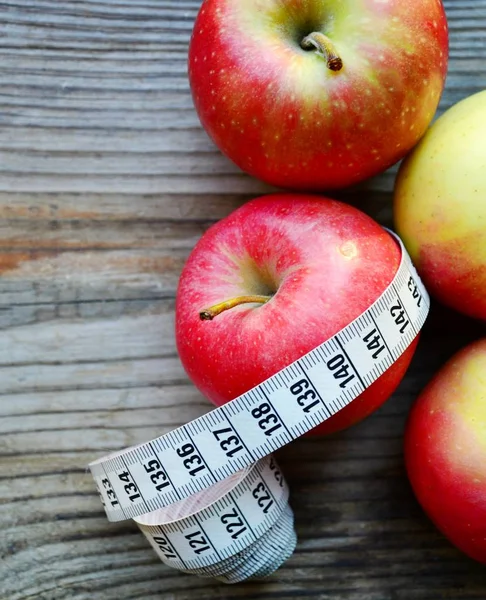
[{"x1": 89, "y1": 231, "x2": 429, "y2": 583}]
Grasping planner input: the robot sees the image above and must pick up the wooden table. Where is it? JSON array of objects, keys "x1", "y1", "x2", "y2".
[{"x1": 1, "y1": 1, "x2": 486, "y2": 599}]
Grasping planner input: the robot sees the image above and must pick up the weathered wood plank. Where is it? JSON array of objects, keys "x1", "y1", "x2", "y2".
[{"x1": 1, "y1": 0, "x2": 486, "y2": 599}]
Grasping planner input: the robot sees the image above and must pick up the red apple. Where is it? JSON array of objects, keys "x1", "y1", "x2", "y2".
[
  {"x1": 404, "y1": 339, "x2": 486, "y2": 564},
  {"x1": 175, "y1": 193, "x2": 419, "y2": 435},
  {"x1": 188, "y1": 0, "x2": 448, "y2": 190}
]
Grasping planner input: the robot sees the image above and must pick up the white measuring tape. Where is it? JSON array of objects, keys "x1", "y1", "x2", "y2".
[{"x1": 89, "y1": 231, "x2": 429, "y2": 583}]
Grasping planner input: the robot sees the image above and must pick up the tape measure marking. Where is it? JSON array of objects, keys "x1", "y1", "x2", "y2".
[
  {"x1": 138, "y1": 455, "x2": 289, "y2": 570},
  {"x1": 90, "y1": 232, "x2": 429, "y2": 527}
]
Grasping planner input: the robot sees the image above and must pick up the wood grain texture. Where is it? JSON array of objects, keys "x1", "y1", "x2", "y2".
[{"x1": 1, "y1": 1, "x2": 486, "y2": 599}]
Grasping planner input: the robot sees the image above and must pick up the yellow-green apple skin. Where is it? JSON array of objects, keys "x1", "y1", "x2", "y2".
[
  {"x1": 404, "y1": 339, "x2": 486, "y2": 564},
  {"x1": 394, "y1": 91, "x2": 486, "y2": 320}
]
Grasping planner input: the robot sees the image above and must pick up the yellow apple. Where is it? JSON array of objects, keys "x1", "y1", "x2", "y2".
[{"x1": 394, "y1": 90, "x2": 486, "y2": 320}]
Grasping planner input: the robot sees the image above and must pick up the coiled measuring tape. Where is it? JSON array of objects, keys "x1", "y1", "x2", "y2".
[{"x1": 89, "y1": 232, "x2": 429, "y2": 583}]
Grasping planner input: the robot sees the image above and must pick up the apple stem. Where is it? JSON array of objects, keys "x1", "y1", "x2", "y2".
[
  {"x1": 301, "y1": 32, "x2": 343, "y2": 72},
  {"x1": 199, "y1": 295, "x2": 272, "y2": 321}
]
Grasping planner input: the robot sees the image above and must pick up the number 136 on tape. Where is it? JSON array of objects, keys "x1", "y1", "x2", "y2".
[{"x1": 89, "y1": 232, "x2": 429, "y2": 583}]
